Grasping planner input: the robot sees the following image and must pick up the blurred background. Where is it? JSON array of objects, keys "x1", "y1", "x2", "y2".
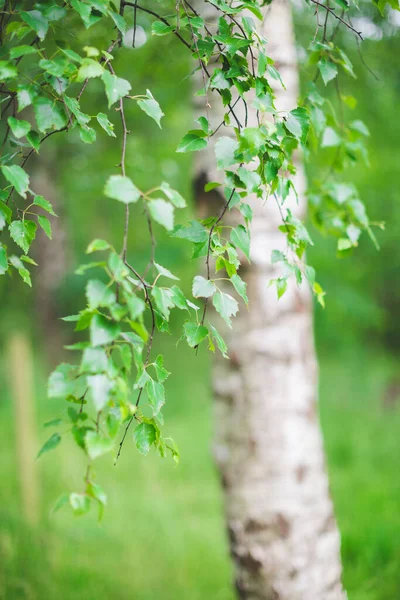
[{"x1": 0, "y1": 5, "x2": 399, "y2": 600}]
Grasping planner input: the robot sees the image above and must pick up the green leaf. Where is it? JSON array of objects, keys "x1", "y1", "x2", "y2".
[
  {"x1": 215, "y1": 136, "x2": 238, "y2": 169},
  {"x1": 1, "y1": 165, "x2": 29, "y2": 198},
  {"x1": 48, "y1": 363, "x2": 78, "y2": 398},
  {"x1": 321, "y1": 127, "x2": 341, "y2": 148},
  {"x1": 230, "y1": 225, "x2": 250, "y2": 261},
  {"x1": 212, "y1": 290, "x2": 238, "y2": 328},
  {"x1": 0, "y1": 61, "x2": 17, "y2": 81},
  {"x1": 87, "y1": 374, "x2": 113, "y2": 411},
  {"x1": 69, "y1": 493, "x2": 90, "y2": 516},
  {"x1": 77, "y1": 57, "x2": 103, "y2": 81},
  {"x1": 9, "y1": 220, "x2": 37, "y2": 253},
  {"x1": 37, "y1": 432, "x2": 61, "y2": 459},
  {"x1": 102, "y1": 70, "x2": 131, "y2": 107},
  {"x1": 284, "y1": 107, "x2": 310, "y2": 144},
  {"x1": 86, "y1": 279, "x2": 114, "y2": 309},
  {"x1": 183, "y1": 322, "x2": 208, "y2": 348},
  {"x1": 148, "y1": 199, "x2": 174, "y2": 231},
  {"x1": 172, "y1": 220, "x2": 208, "y2": 243},
  {"x1": 160, "y1": 182, "x2": 186, "y2": 208},
  {"x1": 151, "y1": 287, "x2": 174, "y2": 320},
  {"x1": 137, "y1": 90, "x2": 164, "y2": 128},
  {"x1": 209, "y1": 324, "x2": 228, "y2": 358},
  {"x1": 104, "y1": 175, "x2": 141, "y2": 204},
  {"x1": 7, "y1": 116, "x2": 30, "y2": 139},
  {"x1": 9, "y1": 45, "x2": 38, "y2": 59},
  {"x1": 33, "y1": 195, "x2": 56, "y2": 216},
  {"x1": 85, "y1": 431, "x2": 114, "y2": 459},
  {"x1": 21, "y1": 10, "x2": 49, "y2": 40},
  {"x1": 153, "y1": 354, "x2": 170, "y2": 383},
  {"x1": 38, "y1": 215, "x2": 52, "y2": 239},
  {"x1": 154, "y1": 262, "x2": 179, "y2": 280},
  {"x1": 318, "y1": 59, "x2": 338, "y2": 86},
  {"x1": 134, "y1": 422, "x2": 157, "y2": 455},
  {"x1": 146, "y1": 379, "x2": 165, "y2": 415},
  {"x1": 90, "y1": 314, "x2": 120, "y2": 346},
  {"x1": 0, "y1": 244, "x2": 7, "y2": 274},
  {"x1": 80, "y1": 347, "x2": 108, "y2": 374},
  {"x1": 192, "y1": 275, "x2": 216, "y2": 298},
  {"x1": 230, "y1": 274, "x2": 248, "y2": 304},
  {"x1": 34, "y1": 98, "x2": 67, "y2": 133},
  {"x1": 151, "y1": 21, "x2": 174, "y2": 35},
  {"x1": 27, "y1": 131, "x2": 40, "y2": 152},
  {"x1": 176, "y1": 133, "x2": 207, "y2": 153},
  {"x1": 86, "y1": 239, "x2": 110, "y2": 253},
  {"x1": 79, "y1": 125, "x2": 96, "y2": 144},
  {"x1": 96, "y1": 113, "x2": 116, "y2": 137}
]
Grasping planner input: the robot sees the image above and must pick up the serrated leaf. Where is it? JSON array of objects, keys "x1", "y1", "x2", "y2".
[
  {"x1": 230, "y1": 224, "x2": 250, "y2": 261},
  {"x1": 215, "y1": 136, "x2": 238, "y2": 169},
  {"x1": 34, "y1": 97, "x2": 67, "y2": 133},
  {"x1": 1, "y1": 165, "x2": 29, "y2": 198},
  {"x1": 183, "y1": 322, "x2": 208, "y2": 348},
  {"x1": 209, "y1": 324, "x2": 228, "y2": 358},
  {"x1": 137, "y1": 90, "x2": 164, "y2": 128},
  {"x1": 21, "y1": 10, "x2": 48, "y2": 40},
  {"x1": 104, "y1": 175, "x2": 141, "y2": 204},
  {"x1": 148, "y1": 199, "x2": 174, "y2": 231},
  {"x1": 160, "y1": 182, "x2": 186, "y2": 208},
  {"x1": 7, "y1": 116, "x2": 30, "y2": 139},
  {"x1": 318, "y1": 59, "x2": 338, "y2": 86},
  {"x1": 212, "y1": 290, "x2": 238, "y2": 328},
  {"x1": 90, "y1": 313, "x2": 120, "y2": 346},
  {"x1": 96, "y1": 112, "x2": 116, "y2": 137},
  {"x1": 230, "y1": 274, "x2": 248, "y2": 304},
  {"x1": 146, "y1": 378, "x2": 165, "y2": 415},
  {"x1": 38, "y1": 214, "x2": 52, "y2": 239},
  {"x1": 102, "y1": 70, "x2": 131, "y2": 107},
  {"x1": 192, "y1": 275, "x2": 216, "y2": 298},
  {"x1": 172, "y1": 220, "x2": 208, "y2": 243},
  {"x1": 134, "y1": 422, "x2": 157, "y2": 455},
  {"x1": 284, "y1": 107, "x2": 310, "y2": 144},
  {"x1": 77, "y1": 57, "x2": 103, "y2": 81},
  {"x1": 9, "y1": 220, "x2": 37, "y2": 253},
  {"x1": 176, "y1": 133, "x2": 207, "y2": 153}
]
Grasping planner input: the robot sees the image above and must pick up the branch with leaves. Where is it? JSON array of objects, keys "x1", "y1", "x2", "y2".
[{"x1": 0, "y1": 0, "x2": 393, "y2": 518}]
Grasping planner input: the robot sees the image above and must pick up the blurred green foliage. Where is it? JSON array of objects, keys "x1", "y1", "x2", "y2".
[{"x1": 1, "y1": 7, "x2": 400, "y2": 600}]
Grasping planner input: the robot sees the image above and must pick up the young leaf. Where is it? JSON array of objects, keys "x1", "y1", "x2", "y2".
[
  {"x1": 85, "y1": 431, "x2": 114, "y2": 460},
  {"x1": 104, "y1": 175, "x2": 141, "y2": 204},
  {"x1": 134, "y1": 422, "x2": 157, "y2": 455},
  {"x1": 137, "y1": 90, "x2": 164, "y2": 128},
  {"x1": 1, "y1": 165, "x2": 30, "y2": 198},
  {"x1": 192, "y1": 275, "x2": 216, "y2": 298},
  {"x1": 102, "y1": 70, "x2": 131, "y2": 107},
  {"x1": 7, "y1": 116, "x2": 30, "y2": 138},
  {"x1": 37, "y1": 432, "x2": 61, "y2": 459},
  {"x1": 87, "y1": 374, "x2": 113, "y2": 411},
  {"x1": 148, "y1": 199, "x2": 174, "y2": 231},
  {"x1": 230, "y1": 225, "x2": 250, "y2": 261},
  {"x1": 9, "y1": 220, "x2": 37, "y2": 253},
  {"x1": 212, "y1": 290, "x2": 239, "y2": 328},
  {"x1": 176, "y1": 133, "x2": 207, "y2": 153},
  {"x1": 183, "y1": 322, "x2": 209, "y2": 348},
  {"x1": 38, "y1": 214, "x2": 52, "y2": 239}
]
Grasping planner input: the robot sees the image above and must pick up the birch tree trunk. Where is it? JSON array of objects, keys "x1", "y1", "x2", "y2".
[{"x1": 194, "y1": 1, "x2": 346, "y2": 598}]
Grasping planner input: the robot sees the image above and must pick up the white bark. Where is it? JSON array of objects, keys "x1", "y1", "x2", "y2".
[{"x1": 194, "y1": 1, "x2": 346, "y2": 598}]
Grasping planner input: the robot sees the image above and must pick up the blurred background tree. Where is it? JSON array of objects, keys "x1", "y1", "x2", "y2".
[{"x1": 0, "y1": 2, "x2": 399, "y2": 600}]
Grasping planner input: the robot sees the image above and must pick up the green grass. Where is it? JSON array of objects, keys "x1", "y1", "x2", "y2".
[{"x1": 1, "y1": 339, "x2": 400, "y2": 599}]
